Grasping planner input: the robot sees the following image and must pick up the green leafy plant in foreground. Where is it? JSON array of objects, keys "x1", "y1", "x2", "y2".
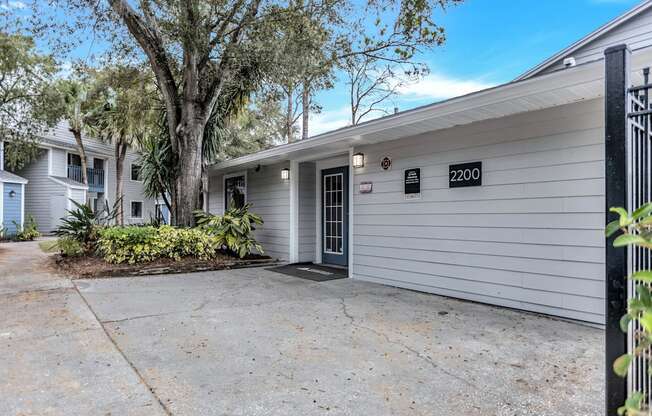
[
  {"x1": 97, "y1": 225, "x2": 217, "y2": 264},
  {"x1": 12, "y1": 215, "x2": 40, "y2": 241},
  {"x1": 195, "y1": 203, "x2": 264, "y2": 258},
  {"x1": 54, "y1": 198, "x2": 120, "y2": 251},
  {"x1": 56, "y1": 237, "x2": 84, "y2": 257},
  {"x1": 607, "y1": 202, "x2": 652, "y2": 415}
]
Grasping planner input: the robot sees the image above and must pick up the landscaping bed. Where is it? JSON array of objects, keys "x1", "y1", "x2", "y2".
[
  {"x1": 46, "y1": 202, "x2": 275, "y2": 279},
  {"x1": 51, "y1": 252, "x2": 277, "y2": 279}
]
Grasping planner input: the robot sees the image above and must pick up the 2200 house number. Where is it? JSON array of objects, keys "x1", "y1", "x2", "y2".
[
  {"x1": 448, "y1": 161, "x2": 482, "y2": 188},
  {"x1": 450, "y1": 167, "x2": 480, "y2": 182}
]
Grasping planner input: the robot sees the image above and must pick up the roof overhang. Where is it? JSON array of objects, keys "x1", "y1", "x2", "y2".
[
  {"x1": 210, "y1": 47, "x2": 652, "y2": 174},
  {"x1": 0, "y1": 171, "x2": 28, "y2": 184}
]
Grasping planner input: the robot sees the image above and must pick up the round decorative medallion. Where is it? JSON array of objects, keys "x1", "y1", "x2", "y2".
[{"x1": 380, "y1": 156, "x2": 392, "y2": 171}]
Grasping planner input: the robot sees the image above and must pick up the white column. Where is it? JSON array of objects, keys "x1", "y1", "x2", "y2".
[
  {"x1": 348, "y1": 148, "x2": 354, "y2": 278},
  {"x1": 289, "y1": 160, "x2": 300, "y2": 263}
]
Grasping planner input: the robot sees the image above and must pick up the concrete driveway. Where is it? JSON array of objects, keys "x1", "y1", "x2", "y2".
[{"x1": 1, "y1": 241, "x2": 604, "y2": 415}]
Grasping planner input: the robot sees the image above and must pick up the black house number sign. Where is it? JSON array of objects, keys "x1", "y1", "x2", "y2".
[
  {"x1": 404, "y1": 168, "x2": 421, "y2": 195},
  {"x1": 449, "y1": 161, "x2": 482, "y2": 188}
]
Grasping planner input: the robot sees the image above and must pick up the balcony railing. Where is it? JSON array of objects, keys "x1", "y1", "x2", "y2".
[{"x1": 67, "y1": 165, "x2": 105, "y2": 193}]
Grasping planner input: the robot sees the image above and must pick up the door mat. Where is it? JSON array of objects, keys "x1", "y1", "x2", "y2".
[{"x1": 268, "y1": 263, "x2": 348, "y2": 282}]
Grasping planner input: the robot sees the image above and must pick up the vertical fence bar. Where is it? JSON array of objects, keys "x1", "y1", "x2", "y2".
[{"x1": 605, "y1": 44, "x2": 630, "y2": 416}]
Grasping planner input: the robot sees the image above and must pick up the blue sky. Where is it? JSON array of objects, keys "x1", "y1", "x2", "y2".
[{"x1": 310, "y1": 0, "x2": 641, "y2": 134}]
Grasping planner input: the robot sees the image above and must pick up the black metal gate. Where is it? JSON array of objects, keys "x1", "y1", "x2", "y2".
[{"x1": 606, "y1": 44, "x2": 652, "y2": 415}]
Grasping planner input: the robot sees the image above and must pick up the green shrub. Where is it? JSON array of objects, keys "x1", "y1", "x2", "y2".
[
  {"x1": 12, "y1": 215, "x2": 41, "y2": 241},
  {"x1": 56, "y1": 237, "x2": 84, "y2": 257},
  {"x1": 54, "y1": 198, "x2": 120, "y2": 251},
  {"x1": 194, "y1": 203, "x2": 264, "y2": 258},
  {"x1": 97, "y1": 225, "x2": 217, "y2": 264}
]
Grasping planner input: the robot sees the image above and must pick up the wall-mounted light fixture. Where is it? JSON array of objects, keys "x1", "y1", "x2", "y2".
[
  {"x1": 8, "y1": 190, "x2": 16, "y2": 198},
  {"x1": 352, "y1": 152, "x2": 365, "y2": 169},
  {"x1": 281, "y1": 168, "x2": 290, "y2": 180}
]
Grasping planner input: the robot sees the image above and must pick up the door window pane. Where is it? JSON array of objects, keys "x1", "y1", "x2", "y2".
[
  {"x1": 225, "y1": 175, "x2": 246, "y2": 210},
  {"x1": 323, "y1": 173, "x2": 344, "y2": 255}
]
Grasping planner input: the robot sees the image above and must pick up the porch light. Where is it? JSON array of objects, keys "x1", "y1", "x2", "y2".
[
  {"x1": 352, "y1": 152, "x2": 365, "y2": 168},
  {"x1": 8, "y1": 190, "x2": 15, "y2": 198},
  {"x1": 281, "y1": 168, "x2": 290, "y2": 180}
]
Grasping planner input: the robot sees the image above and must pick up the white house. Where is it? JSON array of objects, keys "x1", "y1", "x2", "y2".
[
  {"x1": 207, "y1": 0, "x2": 652, "y2": 325},
  {"x1": 10, "y1": 122, "x2": 169, "y2": 233}
]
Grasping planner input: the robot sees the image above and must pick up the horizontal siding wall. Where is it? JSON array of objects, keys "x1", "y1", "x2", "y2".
[
  {"x1": 208, "y1": 172, "x2": 224, "y2": 215},
  {"x1": 16, "y1": 149, "x2": 66, "y2": 233},
  {"x1": 543, "y1": 7, "x2": 652, "y2": 73},
  {"x1": 2, "y1": 183, "x2": 22, "y2": 234},
  {"x1": 298, "y1": 162, "x2": 316, "y2": 262},
  {"x1": 351, "y1": 98, "x2": 605, "y2": 323},
  {"x1": 122, "y1": 152, "x2": 157, "y2": 224},
  {"x1": 247, "y1": 162, "x2": 291, "y2": 260}
]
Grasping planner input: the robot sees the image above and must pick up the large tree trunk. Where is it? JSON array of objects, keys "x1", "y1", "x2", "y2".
[
  {"x1": 71, "y1": 129, "x2": 89, "y2": 185},
  {"x1": 173, "y1": 117, "x2": 204, "y2": 227},
  {"x1": 115, "y1": 140, "x2": 127, "y2": 226},
  {"x1": 302, "y1": 80, "x2": 309, "y2": 140}
]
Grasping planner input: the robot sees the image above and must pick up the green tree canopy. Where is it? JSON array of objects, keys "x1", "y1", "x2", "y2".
[{"x1": 0, "y1": 32, "x2": 59, "y2": 170}]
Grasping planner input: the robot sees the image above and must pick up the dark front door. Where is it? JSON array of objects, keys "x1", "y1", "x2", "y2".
[{"x1": 322, "y1": 166, "x2": 348, "y2": 267}]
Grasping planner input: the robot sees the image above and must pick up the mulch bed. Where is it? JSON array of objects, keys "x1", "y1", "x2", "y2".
[{"x1": 51, "y1": 252, "x2": 278, "y2": 279}]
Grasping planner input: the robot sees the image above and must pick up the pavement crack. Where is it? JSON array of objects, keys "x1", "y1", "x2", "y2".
[
  {"x1": 73, "y1": 285, "x2": 173, "y2": 416},
  {"x1": 337, "y1": 296, "x2": 489, "y2": 393},
  {"x1": 101, "y1": 311, "x2": 182, "y2": 324}
]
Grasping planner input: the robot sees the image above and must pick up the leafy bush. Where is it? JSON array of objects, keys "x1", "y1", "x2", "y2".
[
  {"x1": 607, "y1": 202, "x2": 652, "y2": 415},
  {"x1": 54, "y1": 199, "x2": 119, "y2": 251},
  {"x1": 13, "y1": 215, "x2": 41, "y2": 241},
  {"x1": 195, "y1": 203, "x2": 264, "y2": 258},
  {"x1": 97, "y1": 225, "x2": 217, "y2": 264},
  {"x1": 56, "y1": 237, "x2": 84, "y2": 257}
]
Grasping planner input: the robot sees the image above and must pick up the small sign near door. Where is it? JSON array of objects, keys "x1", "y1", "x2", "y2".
[
  {"x1": 404, "y1": 168, "x2": 421, "y2": 199},
  {"x1": 449, "y1": 161, "x2": 482, "y2": 188}
]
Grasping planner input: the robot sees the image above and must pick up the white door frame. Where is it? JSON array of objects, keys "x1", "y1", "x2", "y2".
[{"x1": 312, "y1": 153, "x2": 353, "y2": 273}]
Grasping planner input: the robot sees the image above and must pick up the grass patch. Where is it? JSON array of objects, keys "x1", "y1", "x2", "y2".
[{"x1": 38, "y1": 240, "x2": 59, "y2": 253}]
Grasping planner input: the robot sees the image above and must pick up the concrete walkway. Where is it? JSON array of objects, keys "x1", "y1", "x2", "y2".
[
  {"x1": 0, "y1": 240, "x2": 167, "y2": 415},
  {"x1": 0, "y1": 240, "x2": 604, "y2": 415},
  {"x1": 77, "y1": 267, "x2": 604, "y2": 416}
]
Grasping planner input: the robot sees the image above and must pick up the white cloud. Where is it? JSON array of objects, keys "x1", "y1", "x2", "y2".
[
  {"x1": 306, "y1": 73, "x2": 496, "y2": 137},
  {"x1": 308, "y1": 106, "x2": 351, "y2": 137},
  {"x1": 397, "y1": 73, "x2": 495, "y2": 101},
  {"x1": 0, "y1": 1, "x2": 26, "y2": 10}
]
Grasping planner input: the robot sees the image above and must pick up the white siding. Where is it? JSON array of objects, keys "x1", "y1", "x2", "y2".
[
  {"x1": 50, "y1": 148, "x2": 67, "y2": 176},
  {"x1": 351, "y1": 99, "x2": 605, "y2": 323},
  {"x1": 542, "y1": 7, "x2": 652, "y2": 74},
  {"x1": 208, "y1": 172, "x2": 224, "y2": 215},
  {"x1": 298, "y1": 162, "x2": 316, "y2": 262},
  {"x1": 122, "y1": 152, "x2": 156, "y2": 224},
  {"x1": 16, "y1": 149, "x2": 66, "y2": 233},
  {"x1": 247, "y1": 162, "x2": 291, "y2": 260}
]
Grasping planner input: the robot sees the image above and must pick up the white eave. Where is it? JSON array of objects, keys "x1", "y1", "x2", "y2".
[
  {"x1": 515, "y1": 0, "x2": 652, "y2": 81},
  {"x1": 209, "y1": 48, "x2": 652, "y2": 174}
]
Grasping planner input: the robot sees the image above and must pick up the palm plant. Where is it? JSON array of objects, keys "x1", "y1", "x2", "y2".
[
  {"x1": 195, "y1": 203, "x2": 264, "y2": 258},
  {"x1": 56, "y1": 79, "x2": 95, "y2": 185},
  {"x1": 137, "y1": 130, "x2": 174, "y2": 216},
  {"x1": 86, "y1": 66, "x2": 159, "y2": 225},
  {"x1": 54, "y1": 198, "x2": 120, "y2": 252}
]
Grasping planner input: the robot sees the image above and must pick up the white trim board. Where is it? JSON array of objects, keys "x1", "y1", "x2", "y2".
[{"x1": 314, "y1": 154, "x2": 350, "y2": 265}]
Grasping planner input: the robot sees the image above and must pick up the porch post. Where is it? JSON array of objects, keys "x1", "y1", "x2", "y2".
[
  {"x1": 604, "y1": 44, "x2": 630, "y2": 416},
  {"x1": 289, "y1": 160, "x2": 299, "y2": 263}
]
